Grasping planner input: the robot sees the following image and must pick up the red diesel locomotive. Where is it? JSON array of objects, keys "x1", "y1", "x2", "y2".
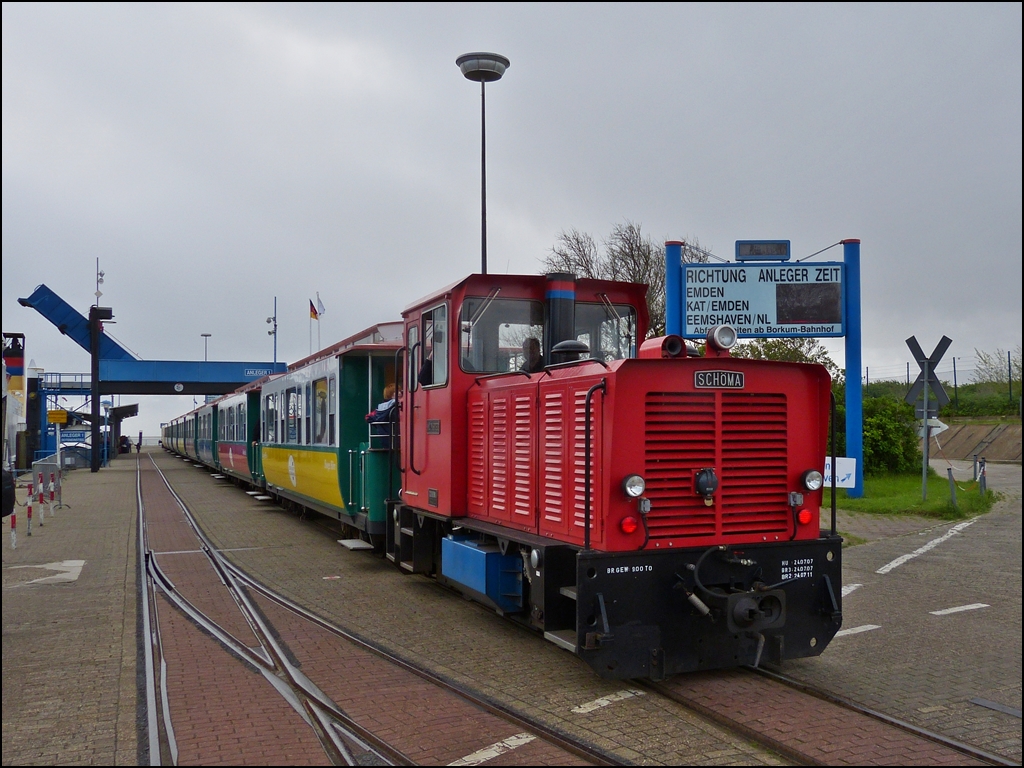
[
  {"x1": 391, "y1": 272, "x2": 842, "y2": 679},
  {"x1": 165, "y1": 269, "x2": 844, "y2": 680}
]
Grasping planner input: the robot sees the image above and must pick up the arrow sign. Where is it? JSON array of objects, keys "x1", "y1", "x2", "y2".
[{"x1": 905, "y1": 335, "x2": 951, "y2": 408}]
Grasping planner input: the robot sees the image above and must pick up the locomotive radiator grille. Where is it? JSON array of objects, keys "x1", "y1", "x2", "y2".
[
  {"x1": 490, "y1": 397, "x2": 509, "y2": 517},
  {"x1": 512, "y1": 393, "x2": 535, "y2": 522},
  {"x1": 721, "y1": 393, "x2": 789, "y2": 534},
  {"x1": 468, "y1": 399, "x2": 487, "y2": 511},
  {"x1": 540, "y1": 390, "x2": 566, "y2": 526},
  {"x1": 644, "y1": 391, "x2": 789, "y2": 539}
]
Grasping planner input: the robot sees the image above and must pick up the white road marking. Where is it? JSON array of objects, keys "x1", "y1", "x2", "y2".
[
  {"x1": 841, "y1": 583, "x2": 862, "y2": 597},
  {"x1": 875, "y1": 519, "x2": 977, "y2": 574},
  {"x1": 9, "y1": 559, "x2": 86, "y2": 585},
  {"x1": 929, "y1": 603, "x2": 989, "y2": 616},
  {"x1": 835, "y1": 624, "x2": 881, "y2": 637},
  {"x1": 571, "y1": 688, "x2": 646, "y2": 714},
  {"x1": 448, "y1": 733, "x2": 536, "y2": 766}
]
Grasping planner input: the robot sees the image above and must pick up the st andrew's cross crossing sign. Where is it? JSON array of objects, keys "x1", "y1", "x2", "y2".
[{"x1": 905, "y1": 335, "x2": 951, "y2": 420}]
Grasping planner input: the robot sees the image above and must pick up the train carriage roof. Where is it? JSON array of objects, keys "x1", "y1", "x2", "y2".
[{"x1": 288, "y1": 322, "x2": 403, "y2": 371}]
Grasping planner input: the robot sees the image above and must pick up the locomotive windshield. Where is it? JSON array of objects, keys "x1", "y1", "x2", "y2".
[
  {"x1": 460, "y1": 298, "x2": 545, "y2": 373},
  {"x1": 575, "y1": 301, "x2": 637, "y2": 361}
]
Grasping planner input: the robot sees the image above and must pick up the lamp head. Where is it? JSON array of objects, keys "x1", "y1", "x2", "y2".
[{"x1": 456, "y1": 52, "x2": 510, "y2": 83}]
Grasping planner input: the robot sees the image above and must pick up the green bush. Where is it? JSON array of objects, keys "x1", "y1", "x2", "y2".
[
  {"x1": 862, "y1": 397, "x2": 921, "y2": 474},
  {"x1": 827, "y1": 391, "x2": 920, "y2": 474}
]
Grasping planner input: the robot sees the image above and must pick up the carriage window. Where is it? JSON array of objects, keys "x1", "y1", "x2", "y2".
[
  {"x1": 419, "y1": 304, "x2": 448, "y2": 387},
  {"x1": 575, "y1": 302, "x2": 637, "y2": 362},
  {"x1": 328, "y1": 376, "x2": 337, "y2": 445},
  {"x1": 286, "y1": 388, "x2": 299, "y2": 444},
  {"x1": 305, "y1": 384, "x2": 311, "y2": 445},
  {"x1": 460, "y1": 298, "x2": 544, "y2": 373},
  {"x1": 265, "y1": 393, "x2": 277, "y2": 442},
  {"x1": 313, "y1": 378, "x2": 328, "y2": 444}
]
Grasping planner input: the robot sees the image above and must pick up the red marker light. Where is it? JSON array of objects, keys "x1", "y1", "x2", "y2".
[
  {"x1": 620, "y1": 516, "x2": 639, "y2": 535},
  {"x1": 798, "y1": 509, "x2": 812, "y2": 525}
]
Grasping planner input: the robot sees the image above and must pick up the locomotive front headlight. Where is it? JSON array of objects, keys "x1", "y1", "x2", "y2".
[
  {"x1": 622, "y1": 474, "x2": 646, "y2": 498},
  {"x1": 802, "y1": 469, "x2": 824, "y2": 491},
  {"x1": 707, "y1": 325, "x2": 738, "y2": 351}
]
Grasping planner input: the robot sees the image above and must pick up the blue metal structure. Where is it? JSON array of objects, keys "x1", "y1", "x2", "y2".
[
  {"x1": 842, "y1": 239, "x2": 863, "y2": 497},
  {"x1": 18, "y1": 285, "x2": 136, "y2": 360},
  {"x1": 19, "y1": 283, "x2": 287, "y2": 468}
]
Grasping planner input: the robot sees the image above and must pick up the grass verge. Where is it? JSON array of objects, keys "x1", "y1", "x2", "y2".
[{"x1": 835, "y1": 470, "x2": 997, "y2": 519}]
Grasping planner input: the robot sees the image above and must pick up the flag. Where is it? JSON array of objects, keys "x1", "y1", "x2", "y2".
[
  {"x1": 309, "y1": 300, "x2": 319, "y2": 320},
  {"x1": 316, "y1": 293, "x2": 326, "y2": 317}
]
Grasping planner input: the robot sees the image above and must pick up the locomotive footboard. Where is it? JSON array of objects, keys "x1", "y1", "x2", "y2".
[{"x1": 570, "y1": 538, "x2": 843, "y2": 680}]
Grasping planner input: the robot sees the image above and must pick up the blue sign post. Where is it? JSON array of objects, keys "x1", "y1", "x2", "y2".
[
  {"x1": 666, "y1": 238, "x2": 864, "y2": 497},
  {"x1": 842, "y1": 239, "x2": 863, "y2": 497}
]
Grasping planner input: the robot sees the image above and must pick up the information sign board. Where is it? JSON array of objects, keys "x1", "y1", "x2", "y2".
[
  {"x1": 61, "y1": 430, "x2": 88, "y2": 443},
  {"x1": 681, "y1": 262, "x2": 845, "y2": 338},
  {"x1": 47, "y1": 409, "x2": 68, "y2": 424},
  {"x1": 823, "y1": 457, "x2": 857, "y2": 489}
]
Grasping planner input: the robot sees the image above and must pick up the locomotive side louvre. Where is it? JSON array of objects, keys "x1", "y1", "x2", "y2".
[{"x1": 466, "y1": 372, "x2": 608, "y2": 543}]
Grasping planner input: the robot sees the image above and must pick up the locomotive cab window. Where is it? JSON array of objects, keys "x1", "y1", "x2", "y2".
[
  {"x1": 407, "y1": 324, "x2": 420, "y2": 392},
  {"x1": 418, "y1": 304, "x2": 448, "y2": 387},
  {"x1": 460, "y1": 297, "x2": 544, "y2": 373},
  {"x1": 575, "y1": 301, "x2": 637, "y2": 361}
]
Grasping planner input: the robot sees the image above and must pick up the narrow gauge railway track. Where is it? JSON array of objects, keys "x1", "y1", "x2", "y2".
[
  {"x1": 644, "y1": 668, "x2": 1017, "y2": 767},
  {"x1": 138, "y1": 454, "x2": 614, "y2": 766}
]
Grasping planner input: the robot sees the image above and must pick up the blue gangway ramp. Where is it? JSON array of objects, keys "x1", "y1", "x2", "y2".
[{"x1": 18, "y1": 284, "x2": 136, "y2": 360}]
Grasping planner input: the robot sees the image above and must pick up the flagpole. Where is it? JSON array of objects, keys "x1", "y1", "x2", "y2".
[{"x1": 315, "y1": 292, "x2": 325, "y2": 353}]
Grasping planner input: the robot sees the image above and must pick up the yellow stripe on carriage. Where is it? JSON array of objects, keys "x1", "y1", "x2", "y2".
[{"x1": 261, "y1": 445, "x2": 346, "y2": 509}]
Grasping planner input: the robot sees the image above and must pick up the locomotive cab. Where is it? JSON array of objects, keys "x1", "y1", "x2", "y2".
[{"x1": 398, "y1": 273, "x2": 648, "y2": 521}]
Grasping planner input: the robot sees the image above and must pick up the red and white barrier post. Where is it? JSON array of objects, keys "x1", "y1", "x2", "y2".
[
  {"x1": 27, "y1": 482, "x2": 34, "y2": 536},
  {"x1": 49, "y1": 473, "x2": 56, "y2": 517},
  {"x1": 37, "y1": 472, "x2": 45, "y2": 526},
  {"x1": 9, "y1": 508, "x2": 15, "y2": 549}
]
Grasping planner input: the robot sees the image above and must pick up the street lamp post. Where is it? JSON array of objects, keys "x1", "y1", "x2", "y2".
[
  {"x1": 201, "y1": 333, "x2": 211, "y2": 361},
  {"x1": 267, "y1": 297, "x2": 278, "y2": 364},
  {"x1": 95, "y1": 258, "x2": 105, "y2": 306},
  {"x1": 456, "y1": 52, "x2": 510, "y2": 275}
]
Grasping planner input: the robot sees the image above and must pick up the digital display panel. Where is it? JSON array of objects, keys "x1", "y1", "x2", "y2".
[
  {"x1": 776, "y1": 283, "x2": 842, "y2": 324},
  {"x1": 736, "y1": 240, "x2": 791, "y2": 261}
]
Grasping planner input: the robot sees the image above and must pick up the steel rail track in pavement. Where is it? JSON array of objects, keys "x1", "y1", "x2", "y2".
[
  {"x1": 643, "y1": 666, "x2": 1016, "y2": 767},
  {"x1": 140, "y1": 454, "x2": 616, "y2": 766}
]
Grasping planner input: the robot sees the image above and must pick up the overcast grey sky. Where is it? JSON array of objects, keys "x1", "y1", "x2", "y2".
[{"x1": 3, "y1": 3, "x2": 1021, "y2": 436}]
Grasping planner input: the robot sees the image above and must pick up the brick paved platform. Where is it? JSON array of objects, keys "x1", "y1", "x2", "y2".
[
  {"x1": 4, "y1": 451, "x2": 1020, "y2": 765},
  {"x1": 3, "y1": 453, "x2": 141, "y2": 766}
]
